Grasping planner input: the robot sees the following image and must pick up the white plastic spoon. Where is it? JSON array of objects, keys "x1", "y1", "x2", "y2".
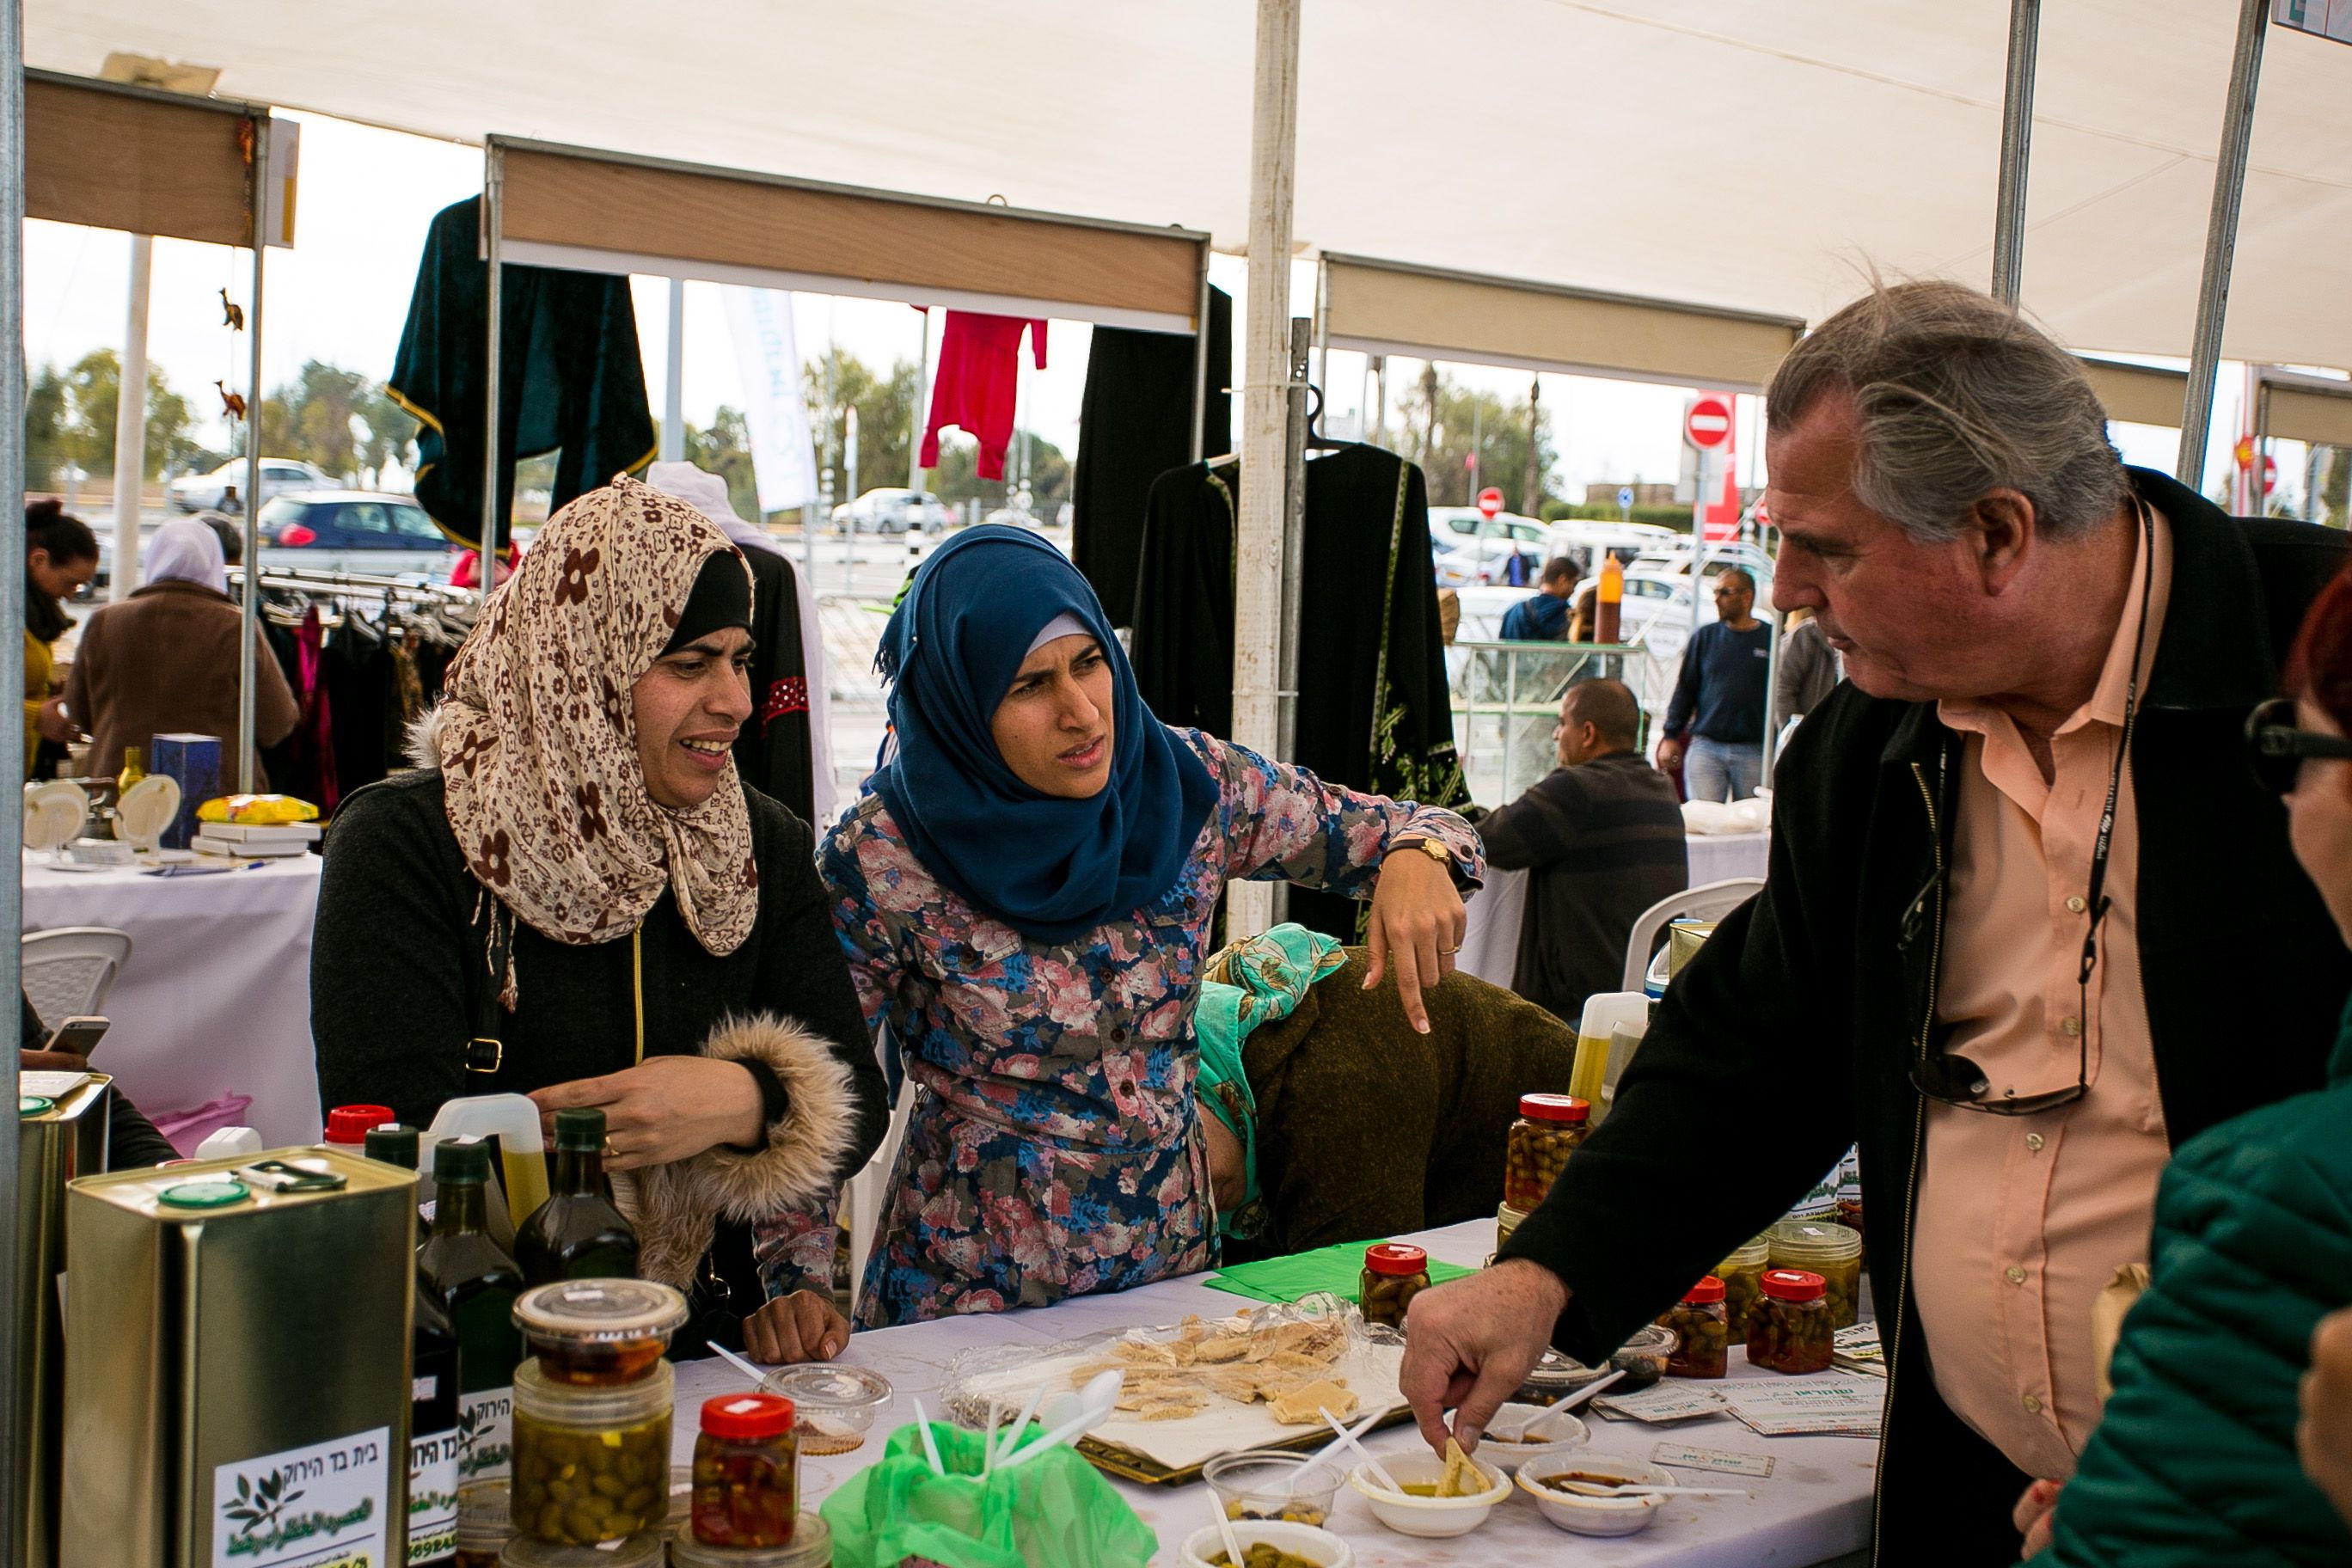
[
  {"x1": 994, "y1": 1383, "x2": 1050, "y2": 1468},
  {"x1": 999, "y1": 1369, "x2": 1124, "y2": 1470},
  {"x1": 1552, "y1": 1481, "x2": 1751, "y2": 1498},
  {"x1": 1320, "y1": 1406, "x2": 1404, "y2": 1497},
  {"x1": 910, "y1": 1396, "x2": 946, "y2": 1477},
  {"x1": 706, "y1": 1339, "x2": 769, "y2": 1387},
  {"x1": 1291, "y1": 1405, "x2": 1385, "y2": 1490},
  {"x1": 1208, "y1": 1491, "x2": 1247, "y2": 1568},
  {"x1": 1553, "y1": 1367, "x2": 1626, "y2": 1413}
]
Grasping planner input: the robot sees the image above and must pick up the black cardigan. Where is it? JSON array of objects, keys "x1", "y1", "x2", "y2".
[
  {"x1": 1498, "y1": 469, "x2": 2352, "y2": 1565},
  {"x1": 312, "y1": 769, "x2": 886, "y2": 1339}
]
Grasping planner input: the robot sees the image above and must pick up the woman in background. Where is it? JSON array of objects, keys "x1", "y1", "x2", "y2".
[{"x1": 23, "y1": 500, "x2": 99, "y2": 775}]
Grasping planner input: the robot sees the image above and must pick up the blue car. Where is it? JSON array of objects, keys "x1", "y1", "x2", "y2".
[{"x1": 257, "y1": 491, "x2": 457, "y2": 577}]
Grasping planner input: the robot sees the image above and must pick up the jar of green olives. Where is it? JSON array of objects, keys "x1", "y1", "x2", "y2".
[
  {"x1": 1711, "y1": 1235, "x2": 1772, "y2": 1338},
  {"x1": 1767, "y1": 1220, "x2": 1863, "y2": 1330},
  {"x1": 1747, "y1": 1269, "x2": 1834, "y2": 1375},
  {"x1": 1358, "y1": 1243, "x2": 1432, "y2": 1329},
  {"x1": 1658, "y1": 1276, "x2": 1729, "y2": 1379},
  {"x1": 509, "y1": 1358, "x2": 674, "y2": 1544},
  {"x1": 1504, "y1": 1094, "x2": 1589, "y2": 1211}
]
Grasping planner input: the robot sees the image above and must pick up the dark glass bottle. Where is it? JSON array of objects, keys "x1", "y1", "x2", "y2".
[
  {"x1": 416, "y1": 1137, "x2": 524, "y2": 1485},
  {"x1": 367, "y1": 1124, "x2": 460, "y2": 1567},
  {"x1": 514, "y1": 1107, "x2": 640, "y2": 1286}
]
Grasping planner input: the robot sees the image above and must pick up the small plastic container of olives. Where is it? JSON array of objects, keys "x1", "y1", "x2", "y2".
[
  {"x1": 1711, "y1": 1236, "x2": 1773, "y2": 1338},
  {"x1": 1747, "y1": 1269, "x2": 1835, "y2": 1375},
  {"x1": 500, "y1": 1531, "x2": 666, "y2": 1566},
  {"x1": 1767, "y1": 1221, "x2": 1863, "y2": 1331},
  {"x1": 456, "y1": 1478, "x2": 512, "y2": 1567},
  {"x1": 510, "y1": 1358, "x2": 675, "y2": 1545},
  {"x1": 1504, "y1": 1094, "x2": 1590, "y2": 1211},
  {"x1": 514, "y1": 1278, "x2": 689, "y2": 1387},
  {"x1": 669, "y1": 1512, "x2": 834, "y2": 1566},
  {"x1": 1358, "y1": 1242, "x2": 1432, "y2": 1330},
  {"x1": 1203, "y1": 1449, "x2": 1343, "y2": 1529},
  {"x1": 1658, "y1": 1277, "x2": 1729, "y2": 1379},
  {"x1": 1608, "y1": 1324, "x2": 1679, "y2": 1391}
]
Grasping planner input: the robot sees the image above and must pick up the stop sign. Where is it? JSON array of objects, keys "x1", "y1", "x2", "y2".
[
  {"x1": 1477, "y1": 487, "x2": 1504, "y2": 518},
  {"x1": 1685, "y1": 395, "x2": 1734, "y2": 450}
]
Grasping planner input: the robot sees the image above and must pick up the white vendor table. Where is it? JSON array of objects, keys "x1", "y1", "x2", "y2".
[
  {"x1": 21, "y1": 853, "x2": 323, "y2": 1147},
  {"x1": 671, "y1": 1219, "x2": 1876, "y2": 1567},
  {"x1": 1459, "y1": 832, "x2": 1771, "y2": 993}
]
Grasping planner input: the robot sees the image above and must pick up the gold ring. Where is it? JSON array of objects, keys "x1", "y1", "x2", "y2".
[
  {"x1": 602, "y1": 1137, "x2": 619, "y2": 1158},
  {"x1": 1438, "y1": 946, "x2": 1461, "y2": 956}
]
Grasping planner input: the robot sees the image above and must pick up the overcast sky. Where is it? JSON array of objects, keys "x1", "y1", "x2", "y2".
[{"x1": 26, "y1": 107, "x2": 2241, "y2": 503}]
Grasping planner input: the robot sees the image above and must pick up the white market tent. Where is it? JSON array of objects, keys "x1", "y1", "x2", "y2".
[{"x1": 26, "y1": 0, "x2": 2352, "y2": 377}]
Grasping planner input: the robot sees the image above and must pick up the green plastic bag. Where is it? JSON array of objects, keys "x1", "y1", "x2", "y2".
[{"x1": 820, "y1": 1422, "x2": 1159, "y2": 1568}]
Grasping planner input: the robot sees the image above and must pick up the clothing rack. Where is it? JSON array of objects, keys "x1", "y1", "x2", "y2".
[{"x1": 228, "y1": 566, "x2": 476, "y2": 607}]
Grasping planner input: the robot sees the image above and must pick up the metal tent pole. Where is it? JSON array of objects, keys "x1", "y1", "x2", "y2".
[
  {"x1": 110, "y1": 234, "x2": 153, "y2": 601},
  {"x1": 481, "y1": 144, "x2": 505, "y2": 613},
  {"x1": 0, "y1": 0, "x2": 28, "y2": 1553},
  {"x1": 237, "y1": 117, "x2": 269, "y2": 793},
  {"x1": 1228, "y1": 0, "x2": 1301, "y2": 940},
  {"x1": 2177, "y1": 0, "x2": 2269, "y2": 493},
  {"x1": 1989, "y1": 0, "x2": 2041, "y2": 306},
  {"x1": 662, "y1": 278, "x2": 686, "y2": 463},
  {"x1": 1189, "y1": 248, "x2": 1211, "y2": 463}
]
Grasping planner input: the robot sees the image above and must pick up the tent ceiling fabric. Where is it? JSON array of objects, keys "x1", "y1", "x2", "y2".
[{"x1": 28, "y1": 0, "x2": 2352, "y2": 371}]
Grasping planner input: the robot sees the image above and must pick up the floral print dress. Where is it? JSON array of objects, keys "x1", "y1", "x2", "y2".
[{"x1": 820, "y1": 727, "x2": 1483, "y2": 1327}]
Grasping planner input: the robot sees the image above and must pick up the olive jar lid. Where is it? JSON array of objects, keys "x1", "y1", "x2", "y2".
[
  {"x1": 499, "y1": 1530, "x2": 666, "y2": 1567},
  {"x1": 757, "y1": 1363, "x2": 891, "y2": 1412},
  {"x1": 1363, "y1": 1242, "x2": 1430, "y2": 1277},
  {"x1": 513, "y1": 1278, "x2": 689, "y2": 1344},
  {"x1": 670, "y1": 1512, "x2": 833, "y2": 1568}
]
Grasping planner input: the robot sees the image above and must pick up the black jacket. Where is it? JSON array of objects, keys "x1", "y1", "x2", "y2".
[{"x1": 1498, "y1": 470, "x2": 2352, "y2": 1564}]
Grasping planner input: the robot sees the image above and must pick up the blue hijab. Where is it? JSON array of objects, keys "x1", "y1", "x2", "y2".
[{"x1": 873, "y1": 526, "x2": 1220, "y2": 943}]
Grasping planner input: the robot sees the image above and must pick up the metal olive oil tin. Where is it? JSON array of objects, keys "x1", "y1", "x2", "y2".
[
  {"x1": 61, "y1": 1145, "x2": 418, "y2": 1568},
  {"x1": 14, "y1": 1070, "x2": 113, "y2": 1568}
]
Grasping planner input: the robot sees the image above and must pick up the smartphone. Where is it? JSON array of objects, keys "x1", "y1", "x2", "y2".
[{"x1": 40, "y1": 1016, "x2": 109, "y2": 1058}]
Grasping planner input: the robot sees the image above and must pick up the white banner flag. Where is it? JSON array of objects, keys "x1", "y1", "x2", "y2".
[{"x1": 720, "y1": 285, "x2": 819, "y2": 514}]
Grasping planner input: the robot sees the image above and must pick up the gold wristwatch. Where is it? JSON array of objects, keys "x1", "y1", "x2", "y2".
[{"x1": 1389, "y1": 837, "x2": 1452, "y2": 867}]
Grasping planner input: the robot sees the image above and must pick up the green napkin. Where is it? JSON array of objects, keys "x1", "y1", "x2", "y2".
[{"x1": 1206, "y1": 1240, "x2": 1474, "y2": 1305}]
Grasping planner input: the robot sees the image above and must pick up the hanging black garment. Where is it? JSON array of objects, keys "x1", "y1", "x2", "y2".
[
  {"x1": 322, "y1": 616, "x2": 400, "y2": 796},
  {"x1": 1070, "y1": 286, "x2": 1232, "y2": 628},
  {"x1": 389, "y1": 197, "x2": 658, "y2": 548},
  {"x1": 735, "y1": 548, "x2": 818, "y2": 826},
  {"x1": 1126, "y1": 445, "x2": 1465, "y2": 942}
]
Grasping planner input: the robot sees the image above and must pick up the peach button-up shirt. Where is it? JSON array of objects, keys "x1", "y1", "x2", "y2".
[{"x1": 1910, "y1": 505, "x2": 2175, "y2": 1484}]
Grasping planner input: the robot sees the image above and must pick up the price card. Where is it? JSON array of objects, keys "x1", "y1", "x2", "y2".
[
  {"x1": 1652, "y1": 1442, "x2": 1776, "y2": 1479},
  {"x1": 1593, "y1": 1383, "x2": 1725, "y2": 1424},
  {"x1": 1719, "y1": 1378, "x2": 1886, "y2": 1437}
]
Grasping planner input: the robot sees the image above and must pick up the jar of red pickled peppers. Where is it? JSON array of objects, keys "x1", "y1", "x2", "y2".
[{"x1": 693, "y1": 1393, "x2": 798, "y2": 1548}]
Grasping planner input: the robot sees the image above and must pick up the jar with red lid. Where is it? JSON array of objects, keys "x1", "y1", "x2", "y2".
[
  {"x1": 1504, "y1": 1094, "x2": 1589, "y2": 1210},
  {"x1": 323, "y1": 1104, "x2": 395, "y2": 1146},
  {"x1": 1657, "y1": 1276, "x2": 1730, "y2": 1378},
  {"x1": 1746, "y1": 1269, "x2": 1834, "y2": 1375},
  {"x1": 692, "y1": 1393, "x2": 798, "y2": 1548},
  {"x1": 1357, "y1": 1243, "x2": 1432, "y2": 1329}
]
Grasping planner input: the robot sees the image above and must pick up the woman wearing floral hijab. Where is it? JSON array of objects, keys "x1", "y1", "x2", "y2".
[
  {"x1": 821, "y1": 525, "x2": 1483, "y2": 1326},
  {"x1": 313, "y1": 476, "x2": 885, "y2": 1363}
]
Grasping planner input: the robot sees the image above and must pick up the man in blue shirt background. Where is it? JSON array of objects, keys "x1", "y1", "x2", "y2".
[
  {"x1": 1499, "y1": 557, "x2": 1580, "y2": 641},
  {"x1": 1658, "y1": 567, "x2": 1773, "y2": 801}
]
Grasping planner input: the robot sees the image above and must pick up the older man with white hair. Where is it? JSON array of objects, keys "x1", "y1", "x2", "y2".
[{"x1": 1400, "y1": 280, "x2": 2352, "y2": 1562}]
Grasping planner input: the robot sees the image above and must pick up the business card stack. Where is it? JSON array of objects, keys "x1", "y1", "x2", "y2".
[{"x1": 192, "y1": 821, "x2": 321, "y2": 859}]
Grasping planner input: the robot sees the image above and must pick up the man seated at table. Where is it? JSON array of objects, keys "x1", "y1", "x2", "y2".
[
  {"x1": 1498, "y1": 557, "x2": 1579, "y2": 641},
  {"x1": 1396, "y1": 279, "x2": 2352, "y2": 1563},
  {"x1": 1465, "y1": 678, "x2": 1687, "y2": 1023}
]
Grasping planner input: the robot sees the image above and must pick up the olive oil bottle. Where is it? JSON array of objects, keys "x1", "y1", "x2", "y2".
[
  {"x1": 514, "y1": 1107, "x2": 640, "y2": 1285},
  {"x1": 366, "y1": 1124, "x2": 460, "y2": 1567},
  {"x1": 416, "y1": 1137, "x2": 524, "y2": 1485}
]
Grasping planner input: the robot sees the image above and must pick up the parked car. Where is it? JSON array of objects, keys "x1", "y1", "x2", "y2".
[
  {"x1": 1430, "y1": 506, "x2": 1549, "y2": 585},
  {"x1": 166, "y1": 458, "x2": 339, "y2": 513},
  {"x1": 1542, "y1": 518, "x2": 1682, "y2": 567},
  {"x1": 831, "y1": 487, "x2": 957, "y2": 535},
  {"x1": 1629, "y1": 542, "x2": 1776, "y2": 603},
  {"x1": 255, "y1": 492, "x2": 456, "y2": 577}
]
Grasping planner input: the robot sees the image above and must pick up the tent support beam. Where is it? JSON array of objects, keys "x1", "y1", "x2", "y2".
[
  {"x1": 237, "y1": 117, "x2": 268, "y2": 793},
  {"x1": 1189, "y1": 253, "x2": 1211, "y2": 462},
  {"x1": 1229, "y1": 0, "x2": 1300, "y2": 940},
  {"x1": 1990, "y1": 0, "x2": 2040, "y2": 305},
  {"x1": 112, "y1": 233, "x2": 152, "y2": 601},
  {"x1": 0, "y1": 0, "x2": 28, "y2": 1553},
  {"x1": 2177, "y1": 0, "x2": 2269, "y2": 492},
  {"x1": 662, "y1": 279, "x2": 686, "y2": 463},
  {"x1": 481, "y1": 143, "x2": 505, "y2": 610}
]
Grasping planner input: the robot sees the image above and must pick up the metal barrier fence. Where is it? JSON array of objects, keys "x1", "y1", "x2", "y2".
[{"x1": 1449, "y1": 639, "x2": 1674, "y2": 807}]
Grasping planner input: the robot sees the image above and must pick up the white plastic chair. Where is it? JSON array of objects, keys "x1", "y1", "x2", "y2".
[
  {"x1": 1619, "y1": 879, "x2": 1764, "y2": 994},
  {"x1": 842, "y1": 1076, "x2": 917, "y2": 1320},
  {"x1": 21, "y1": 927, "x2": 134, "y2": 1032}
]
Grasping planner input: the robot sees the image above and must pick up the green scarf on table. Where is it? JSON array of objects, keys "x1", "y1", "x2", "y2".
[{"x1": 1195, "y1": 922, "x2": 1344, "y2": 1239}]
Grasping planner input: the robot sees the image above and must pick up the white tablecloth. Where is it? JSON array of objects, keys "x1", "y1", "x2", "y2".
[
  {"x1": 670, "y1": 1218, "x2": 1875, "y2": 1565},
  {"x1": 22, "y1": 853, "x2": 323, "y2": 1145},
  {"x1": 1460, "y1": 833, "x2": 1773, "y2": 992}
]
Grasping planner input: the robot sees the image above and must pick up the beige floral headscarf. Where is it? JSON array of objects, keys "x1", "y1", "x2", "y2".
[{"x1": 432, "y1": 476, "x2": 758, "y2": 974}]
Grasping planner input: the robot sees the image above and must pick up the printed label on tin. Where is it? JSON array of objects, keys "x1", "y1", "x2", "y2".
[
  {"x1": 407, "y1": 1424, "x2": 460, "y2": 1564},
  {"x1": 211, "y1": 1425, "x2": 391, "y2": 1566},
  {"x1": 456, "y1": 1387, "x2": 512, "y2": 1481}
]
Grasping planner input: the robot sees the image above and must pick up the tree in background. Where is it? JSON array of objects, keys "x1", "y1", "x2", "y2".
[
  {"x1": 51, "y1": 348, "x2": 209, "y2": 484},
  {"x1": 803, "y1": 347, "x2": 917, "y2": 511},
  {"x1": 686, "y1": 406, "x2": 760, "y2": 523},
  {"x1": 259, "y1": 360, "x2": 417, "y2": 484},
  {"x1": 26, "y1": 364, "x2": 67, "y2": 489},
  {"x1": 1394, "y1": 369, "x2": 1559, "y2": 510}
]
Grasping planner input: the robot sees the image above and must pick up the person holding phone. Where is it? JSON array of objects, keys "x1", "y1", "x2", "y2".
[{"x1": 17, "y1": 996, "x2": 178, "y2": 1168}]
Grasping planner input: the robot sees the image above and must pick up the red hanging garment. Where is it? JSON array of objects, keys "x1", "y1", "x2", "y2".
[{"x1": 918, "y1": 312, "x2": 1046, "y2": 481}]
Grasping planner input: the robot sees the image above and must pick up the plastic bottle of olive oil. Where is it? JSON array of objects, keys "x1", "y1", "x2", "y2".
[
  {"x1": 513, "y1": 1107, "x2": 640, "y2": 1286},
  {"x1": 366, "y1": 1124, "x2": 460, "y2": 1567},
  {"x1": 417, "y1": 1138, "x2": 524, "y2": 1488}
]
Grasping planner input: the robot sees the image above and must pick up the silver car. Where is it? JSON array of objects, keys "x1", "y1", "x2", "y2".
[{"x1": 167, "y1": 457, "x2": 339, "y2": 513}]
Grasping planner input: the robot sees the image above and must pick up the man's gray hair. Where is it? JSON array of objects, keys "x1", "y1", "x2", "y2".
[{"x1": 1765, "y1": 279, "x2": 2127, "y2": 543}]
